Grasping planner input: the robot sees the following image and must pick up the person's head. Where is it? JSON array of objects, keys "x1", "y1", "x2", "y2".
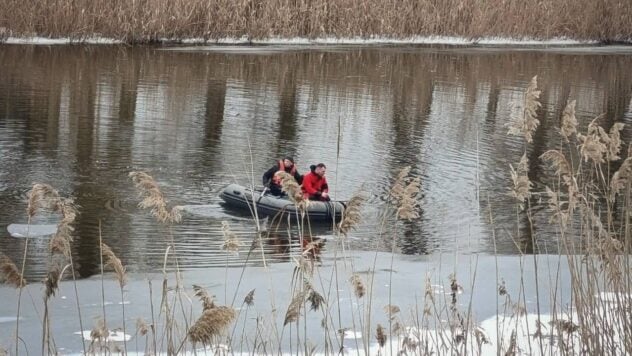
[
  {"x1": 314, "y1": 163, "x2": 326, "y2": 177},
  {"x1": 283, "y1": 156, "x2": 294, "y2": 168}
]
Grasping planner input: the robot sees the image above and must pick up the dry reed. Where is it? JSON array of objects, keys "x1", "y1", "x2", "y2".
[
  {"x1": 0, "y1": 253, "x2": 26, "y2": 288},
  {"x1": 136, "y1": 318, "x2": 149, "y2": 336},
  {"x1": 507, "y1": 75, "x2": 541, "y2": 143},
  {"x1": 221, "y1": 221, "x2": 242, "y2": 253},
  {"x1": 284, "y1": 290, "x2": 308, "y2": 326},
  {"x1": 129, "y1": 171, "x2": 182, "y2": 224},
  {"x1": 101, "y1": 243, "x2": 126, "y2": 288},
  {"x1": 376, "y1": 324, "x2": 387, "y2": 348},
  {"x1": 350, "y1": 274, "x2": 365, "y2": 298},
  {"x1": 193, "y1": 284, "x2": 216, "y2": 311},
  {"x1": 390, "y1": 166, "x2": 421, "y2": 220},
  {"x1": 2, "y1": 0, "x2": 632, "y2": 43},
  {"x1": 188, "y1": 306, "x2": 236, "y2": 344},
  {"x1": 337, "y1": 192, "x2": 365, "y2": 237},
  {"x1": 509, "y1": 154, "x2": 531, "y2": 204},
  {"x1": 560, "y1": 100, "x2": 578, "y2": 141},
  {"x1": 44, "y1": 266, "x2": 62, "y2": 298},
  {"x1": 276, "y1": 171, "x2": 309, "y2": 211},
  {"x1": 243, "y1": 289, "x2": 255, "y2": 306},
  {"x1": 26, "y1": 183, "x2": 60, "y2": 217},
  {"x1": 307, "y1": 289, "x2": 324, "y2": 311},
  {"x1": 577, "y1": 116, "x2": 609, "y2": 164}
]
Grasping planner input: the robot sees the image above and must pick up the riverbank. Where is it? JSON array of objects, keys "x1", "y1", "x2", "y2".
[
  {"x1": 2, "y1": 35, "x2": 618, "y2": 46},
  {"x1": 1, "y1": 0, "x2": 631, "y2": 45}
]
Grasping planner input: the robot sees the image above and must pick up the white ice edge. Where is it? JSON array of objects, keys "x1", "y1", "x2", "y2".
[{"x1": 3, "y1": 35, "x2": 620, "y2": 46}]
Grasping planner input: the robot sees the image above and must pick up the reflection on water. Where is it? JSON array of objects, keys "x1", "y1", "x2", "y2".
[{"x1": 1, "y1": 44, "x2": 632, "y2": 278}]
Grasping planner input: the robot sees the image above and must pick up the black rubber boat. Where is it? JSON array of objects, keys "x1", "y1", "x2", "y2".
[{"x1": 220, "y1": 184, "x2": 345, "y2": 221}]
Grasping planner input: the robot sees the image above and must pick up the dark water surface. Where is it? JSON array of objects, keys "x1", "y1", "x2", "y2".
[{"x1": 1, "y1": 44, "x2": 632, "y2": 278}]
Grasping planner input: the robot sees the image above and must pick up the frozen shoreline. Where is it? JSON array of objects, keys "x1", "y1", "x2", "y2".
[
  {"x1": 2, "y1": 253, "x2": 625, "y2": 355},
  {"x1": 3, "y1": 35, "x2": 626, "y2": 47}
]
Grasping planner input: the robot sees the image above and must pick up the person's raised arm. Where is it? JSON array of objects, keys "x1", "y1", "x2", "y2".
[{"x1": 262, "y1": 165, "x2": 276, "y2": 186}]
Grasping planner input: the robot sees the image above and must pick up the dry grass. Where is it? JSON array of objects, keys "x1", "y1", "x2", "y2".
[{"x1": 1, "y1": 0, "x2": 632, "y2": 43}]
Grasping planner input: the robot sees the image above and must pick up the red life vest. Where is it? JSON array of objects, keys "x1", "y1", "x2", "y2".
[{"x1": 271, "y1": 160, "x2": 296, "y2": 186}]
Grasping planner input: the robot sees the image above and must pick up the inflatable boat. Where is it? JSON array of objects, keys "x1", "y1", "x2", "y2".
[{"x1": 220, "y1": 184, "x2": 345, "y2": 221}]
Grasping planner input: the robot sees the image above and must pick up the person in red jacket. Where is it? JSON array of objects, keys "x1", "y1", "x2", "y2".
[{"x1": 302, "y1": 163, "x2": 330, "y2": 201}]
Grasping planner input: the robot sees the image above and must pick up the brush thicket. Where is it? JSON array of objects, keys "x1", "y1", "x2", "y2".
[{"x1": 2, "y1": 0, "x2": 632, "y2": 43}]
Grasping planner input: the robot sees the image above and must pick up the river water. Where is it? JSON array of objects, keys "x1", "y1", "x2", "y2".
[{"x1": 1, "y1": 44, "x2": 632, "y2": 279}]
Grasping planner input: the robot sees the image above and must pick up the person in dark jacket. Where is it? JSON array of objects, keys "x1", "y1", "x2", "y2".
[
  {"x1": 301, "y1": 163, "x2": 330, "y2": 201},
  {"x1": 262, "y1": 157, "x2": 303, "y2": 196}
]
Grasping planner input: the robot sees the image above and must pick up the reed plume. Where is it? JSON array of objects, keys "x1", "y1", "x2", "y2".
[
  {"x1": 276, "y1": 171, "x2": 309, "y2": 210},
  {"x1": 397, "y1": 177, "x2": 421, "y2": 220},
  {"x1": 193, "y1": 284, "x2": 215, "y2": 311},
  {"x1": 308, "y1": 289, "x2": 325, "y2": 311},
  {"x1": 542, "y1": 152, "x2": 582, "y2": 227},
  {"x1": 384, "y1": 304, "x2": 400, "y2": 318},
  {"x1": 390, "y1": 166, "x2": 421, "y2": 220},
  {"x1": 27, "y1": 183, "x2": 60, "y2": 217},
  {"x1": 302, "y1": 239, "x2": 323, "y2": 259},
  {"x1": 90, "y1": 318, "x2": 108, "y2": 344},
  {"x1": 337, "y1": 192, "x2": 365, "y2": 237},
  {"x1": 350, "y1": 274, "x2": 365, "y2": 298},
  {"x1": 606, "y1": 122, "x2": 625, "y2": 161},
  {"x1": 507, "y1": 76, "x2": 541, "y2": 143},
  {"x1": 509, "y1": 153, "x2": 532, "y2": 204},
  {"x1": 0, "y1": 253, "x2": 26, "y2": 288},
  {"x1": 540, "y1": 150, "x2": 571, "y2": 178},
  {"x1": 101, "y1": 243, "x2": 126, "y2": 288},
  {"x1": 136, "y1": 318, "x2": 149, "y2": 336},
  {"x1": 188, "y1": 306, "x2": 236, "y2": 344},
  {"x1": 129, "y1": 171, "x2": 182, "y2": 224},
  {"x1": 244, "y1": 289, "x2": 255, "y2": 306},
  {"x1": 221, "y1": 221, "x2": 242, "y2": 253},
  {"x1": 376, "y1": 324, "x2": 387, "y2": 348},
  {"x1": 284, "y1": 290, "x2": 308, "y2": 325},
  {"x1": 390, "y1": 166, "x2": 411, "y2": 200},
  {"x1": 49, "y1": 199, "x2": 77, "y2": 258},
  {"x1": 610, "y1": 154, "x2": 632, "y2": 200},
  {"x1": 577, "y1": 116, "x2": 608, "y2": 164},
  {"x1": 560, "y1": 100, "x2": 578, "y2": 141},
  {"x1": 44, "y1": 264, "x2": 62, "y2": 298}
]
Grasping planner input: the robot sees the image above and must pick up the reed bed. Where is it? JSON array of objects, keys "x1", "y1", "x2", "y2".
[
  {"x1": 1, "y1": 0, "x2": 632, "y2": 43},
  {"x1": 1, "y1": 76, "x2": 631, "y2": 355}
]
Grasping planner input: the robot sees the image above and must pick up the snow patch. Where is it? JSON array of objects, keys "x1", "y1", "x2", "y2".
[{"x1": 4, "y1": 37, "x2": 121, "y2": 45}]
